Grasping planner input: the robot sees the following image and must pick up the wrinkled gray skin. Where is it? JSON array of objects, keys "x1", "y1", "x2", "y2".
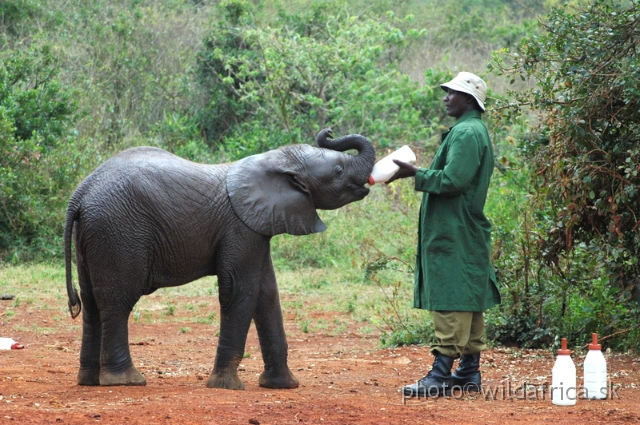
[{"x1": 64, "y1": 129, "x2": 375, "y2": 390}]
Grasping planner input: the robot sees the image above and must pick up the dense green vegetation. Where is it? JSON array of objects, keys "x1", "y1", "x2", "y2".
[
  {"x1": 489, "y1": 0, "x2": 640, "y2": 350},
  {"x1": 1, "y1": 0, "x2": 638, "y2": 351}
]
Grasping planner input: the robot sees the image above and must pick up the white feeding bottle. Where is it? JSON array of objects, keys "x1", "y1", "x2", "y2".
[
  {"x1": 0, "y1": 337, "x2": 24, "y2": 350},
  {"x1": 368, "y1": 145, "x2": 416, "y2": 185},
  {"x1": 583, "y1": 333, "x2": 607, "y2": 399},
  {"x1": 551, "y1": 337, "x2": 576, "y2": 406}
]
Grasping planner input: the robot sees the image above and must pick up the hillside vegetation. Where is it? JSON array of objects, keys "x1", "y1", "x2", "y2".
[{"x1": 1, "y1": 0, "x2": 638, "y2": 351}]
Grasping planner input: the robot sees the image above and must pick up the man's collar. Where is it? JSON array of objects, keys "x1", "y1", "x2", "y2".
[{"x1": 452, "y1": 109, "x2": 482, "y2": 128}]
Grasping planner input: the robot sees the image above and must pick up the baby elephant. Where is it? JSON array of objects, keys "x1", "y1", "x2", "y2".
[{"x1": 64, "y1": 129, "x2": 375, "y2": 389}]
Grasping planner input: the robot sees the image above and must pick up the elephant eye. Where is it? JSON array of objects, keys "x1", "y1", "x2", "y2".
[{"x1": 334, "y1": 165, "x2": 343, "y2": 175}]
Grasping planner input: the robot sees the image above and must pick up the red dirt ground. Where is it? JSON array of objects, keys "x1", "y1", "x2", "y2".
[{"x1": 1, "y1": 293, "x2": 639, "y2": 425}]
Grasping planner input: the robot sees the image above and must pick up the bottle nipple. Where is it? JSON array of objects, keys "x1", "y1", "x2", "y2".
[
  {"x1": 557, "y1": 338, "x2": 571, "y2": 355},
  {"x1": 588, "y1": 333, "x2": 601, "y2": 350}
]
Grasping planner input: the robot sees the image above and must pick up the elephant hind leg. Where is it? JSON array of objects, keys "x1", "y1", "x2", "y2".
[
  {"x1": 78, "y1": 282, "x2": 102, "y2": 385},
  {"x1": 77, "y1": 287, "x2": 145, "y2": 386},
  {"x1": 98, "y1": 308, "x2": 146, "y2": 386}
]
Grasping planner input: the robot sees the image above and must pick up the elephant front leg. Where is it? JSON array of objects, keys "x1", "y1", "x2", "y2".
[
  {"x1": 253, "y1": 272, "x2": 299, "y2": 389},
  {"x1": 207, "y1": 310, "x2": 253, "y2": 390},
  {"x1": 207, "y1": 261, "x2": 263, "y2": 390},
  {"x1": 207, "y1": 240, "x2": 297, "y2": 390}
]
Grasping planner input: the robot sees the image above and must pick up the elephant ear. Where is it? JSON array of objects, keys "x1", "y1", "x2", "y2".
[{"x1": 226, "y1": 149, "x2": 327, "y2": 236}]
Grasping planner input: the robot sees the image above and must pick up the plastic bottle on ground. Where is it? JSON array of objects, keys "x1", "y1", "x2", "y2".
[
  {"x1": 583, "y1": 333, "x2": 607, "y2": 399},
  {"x1": 0, "y1": 337, "x2": 24, "y2": 350},
  {"x1": 551, "y1": 338, "x2": 577, "y2": 406},
  {"x1": 368, "y1": 145, "x2": 416, "y2": 185}
]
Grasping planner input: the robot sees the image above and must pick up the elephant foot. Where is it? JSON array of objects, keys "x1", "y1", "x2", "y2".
[
  {"x1": 206, "y1": 370, "x2": 245, "y2": 390},
  {"x1": 259, "y1": 368, "x2": 299, "y2": 389},
  {"x1": 77, "y1": 368, "x2": 101, "y2": 386},
  {"x1": 99, "y1": 366, "x2": 146, "y2": 386}
]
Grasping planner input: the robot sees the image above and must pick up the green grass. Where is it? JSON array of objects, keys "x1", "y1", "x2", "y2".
[{"x1": 0, "y1": 249, "x2": 421, "y2": 347}]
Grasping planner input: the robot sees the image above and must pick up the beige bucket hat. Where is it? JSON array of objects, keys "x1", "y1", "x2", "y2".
[{"x1": 440, "y1": 72, "x2": 487, "y2": 111}]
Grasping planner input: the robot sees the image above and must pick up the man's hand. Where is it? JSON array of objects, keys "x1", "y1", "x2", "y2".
[{"x1": 386, "y1": 159, "x2": 418, "y2": 184}]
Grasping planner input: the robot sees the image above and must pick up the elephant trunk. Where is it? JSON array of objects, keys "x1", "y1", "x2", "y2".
[{"x1": 315, "y1": 128, "x2": 376, "y2": 175}]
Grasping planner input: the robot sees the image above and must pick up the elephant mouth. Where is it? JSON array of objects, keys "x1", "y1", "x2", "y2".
[
  {"x1": 358, "y1": 186, "x2": 370, "y2": 199},
  {"x1": 317, "y1": 184, "x2": 369, "y2": 210},
  {"x1": 351, "y1": 184, "x2": 370, "y2": 201}
]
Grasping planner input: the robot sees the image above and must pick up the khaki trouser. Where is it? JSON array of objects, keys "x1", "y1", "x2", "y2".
[{"x1": 430, "y1": 311, "x2": 486, "y2": 358}]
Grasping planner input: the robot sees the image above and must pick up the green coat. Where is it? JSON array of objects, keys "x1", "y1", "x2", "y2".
[{"x1": 413, "y1": 110, "x2": 501, "y2": 311}]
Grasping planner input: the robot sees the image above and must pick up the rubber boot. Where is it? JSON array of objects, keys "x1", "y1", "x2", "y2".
[
  {"x1": 402, "y1": 353, "x2": 455, "y2": 397},
  {"x1": 450, "y1": 353, "x2": 481, "y2": 392}
]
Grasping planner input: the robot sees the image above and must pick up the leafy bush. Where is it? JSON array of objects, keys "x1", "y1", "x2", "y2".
[
  {"x1": 0, "y1": 45, "x2": 84, "y2": 261},
  {"x1": 196, "y1": 0, "x2": 445, "y2": 158},
  {"x1": 489, "y1": 0, "x2": 640, "y2": 350},
  {"x1": 0, "y1": 0, "x2": 40, "y2": 41}
]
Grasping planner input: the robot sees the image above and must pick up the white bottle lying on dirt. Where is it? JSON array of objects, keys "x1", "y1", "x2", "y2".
[
  {"x1": 368, "y1": 145, "x2": 417, "y2": 185},
  {"x1": 0, "y1": 337, "x2": 24, "y2": 350}
]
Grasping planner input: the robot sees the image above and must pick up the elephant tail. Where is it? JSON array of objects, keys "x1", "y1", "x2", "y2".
[{"x1": 64, "y1": 201, "x2": 82, "y2": 319}]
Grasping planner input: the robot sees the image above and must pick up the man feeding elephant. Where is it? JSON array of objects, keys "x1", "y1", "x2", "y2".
[
  {"x1": 386, "y1": 72, "x2": 501, "y2": 397},
  {"x1": 64, "y1": 128, "x2": 375, "y2": 390}
]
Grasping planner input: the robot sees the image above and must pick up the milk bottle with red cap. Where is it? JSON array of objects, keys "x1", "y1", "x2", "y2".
[
  {"x1": 0, "y1": 337, "x2": 24, "y2": 350},
  {"x1": 583, "y1": 333, "x2": 607, "y2": 399},
  {"x1": 551, "y1": 338, "x2": 576, "y2": 406}
]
